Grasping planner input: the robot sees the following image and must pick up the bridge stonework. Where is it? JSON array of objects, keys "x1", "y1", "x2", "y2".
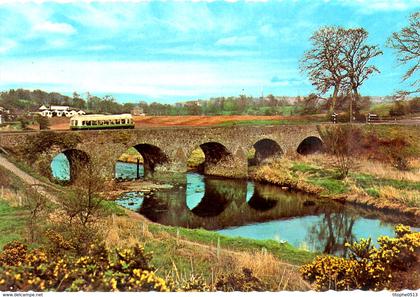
[{"x1": 0, "y1": 125, "x2": 321, "y2": 179}]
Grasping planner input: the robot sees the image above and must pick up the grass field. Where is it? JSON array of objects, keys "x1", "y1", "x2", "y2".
[{"x1": 0, "y1": 200, "x2": 27, "y2": 248}]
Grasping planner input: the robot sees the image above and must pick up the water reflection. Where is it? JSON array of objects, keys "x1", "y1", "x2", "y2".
[
  {"x1": 115, "y1": 161, "x2": 144, "y2": 180},
  {"x1": 307, "y1": 212, "x2": 357, "y2": 255},
  {"x1": 112, "y1": 163, "x2": 419, "y2": 255},
  {"x1": 51, "y1": 153, "x2": 70, "y2": 181},
  {"x1": 247, "y1": 186, "x2": 278, "y2": 212}
]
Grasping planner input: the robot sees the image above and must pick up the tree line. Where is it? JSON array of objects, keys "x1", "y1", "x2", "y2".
[{"x1": 0, "y1": 88, "x2": 301, "y2": 116}]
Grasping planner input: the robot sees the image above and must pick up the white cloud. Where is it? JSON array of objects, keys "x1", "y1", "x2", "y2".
[
  {"x1": 34, "y1": 21, "x2": 76, "y2": 35},
  {"x1": 0, "y1": 58, "x2": 299, "y2": 98},
  {"x1": 337, "y1": 0, "x2": 419, "y2": 11},
  {"x1": 216, "y1": 36, "x2": 257, "y2": 47},
  {"x1": 0, "y1": 39, "x2": 17, "y2": 53}
]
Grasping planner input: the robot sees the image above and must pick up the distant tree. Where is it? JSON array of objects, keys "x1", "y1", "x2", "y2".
[
  {"x1": 17, "y1": 117, "x2": 29, "y2": 130},
  {"x1": 408, "y1": 97, "x2": 420, "y2": 113},
  {"x1": 387, "y1": 12, "x2": 419, "y2": 96},
  {"x1": 301, "y1": 27, "x2": 346, "y2": 113},
  {"x1": 36, "y1": 115, "x2": 50, "y2": 130},
  {"x1": 72, "y1": 92, "x2": 86, "y2": 110},
  {"x1": 389, "y1": 100, "x2": 408, "y2": 117},
  {"x1": 299, "y1": 93, "x2": 322, "y2": 115}
]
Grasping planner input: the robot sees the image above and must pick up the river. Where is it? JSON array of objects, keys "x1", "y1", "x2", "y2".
[{"x1": 51, "y1": 155, "x2": 419, "y2": 255}]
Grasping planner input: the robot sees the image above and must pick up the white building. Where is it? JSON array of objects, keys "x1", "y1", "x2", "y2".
[{"x1": 39, "y1": 105, "x2": 85, "y2": 118}]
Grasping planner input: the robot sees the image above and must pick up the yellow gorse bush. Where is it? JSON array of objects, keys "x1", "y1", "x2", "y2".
[
  {"x1": 300, "y1": 224, "x2": 420, "y2": 291},
  {"x1": 0, "y1": 242, "x2": 169, "y2": 292}
]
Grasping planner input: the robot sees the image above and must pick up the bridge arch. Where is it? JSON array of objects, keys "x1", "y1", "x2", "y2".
[
  {"x1": 116, "y1": 143, "x2": 169, "y2": 179},
  {"x1": 249, "y1": 138, "x2": 283, "y2": 166},
  {"x1": 297, "y1": 136, "x2": 324, "y2": 155},
  {"x1": 50, "y1": 148, "x2": 90, "y2": 184},
  {"x1": 187, "y1": 141, "x2": 234, "y2": 176}
]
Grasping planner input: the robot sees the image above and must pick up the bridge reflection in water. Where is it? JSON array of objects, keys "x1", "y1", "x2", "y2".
[{"x1": 114, "y1": 162, "x2": 419, "y2": 255}]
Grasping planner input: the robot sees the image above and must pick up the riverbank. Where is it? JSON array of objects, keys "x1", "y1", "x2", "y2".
[
  {"x1": 0, "y1": 162, "x2": 315, "y2": 291},
  {"x1": 103, "y1": 208, "x2": 314, "y2": 290},
  {"x1": 251, "y1": 156, "x2": 420, "y2": 222}
]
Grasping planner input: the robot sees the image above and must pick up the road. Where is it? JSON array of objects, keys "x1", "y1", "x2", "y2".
[{"x1": 0, "y1": 154, "x2": 58, "y2": 203}]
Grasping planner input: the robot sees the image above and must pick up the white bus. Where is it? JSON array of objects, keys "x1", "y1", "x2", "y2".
[{"x1": 70, "y1": 114, "x2": 135, "y2": 130}]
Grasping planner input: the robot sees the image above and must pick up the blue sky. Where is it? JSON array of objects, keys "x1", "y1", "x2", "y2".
[{"x1": 0, "y1": 0, "x2": 418, "y2": 103}]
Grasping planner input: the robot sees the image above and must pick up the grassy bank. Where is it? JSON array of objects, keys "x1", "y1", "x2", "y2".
[
  {"x1": 252, "y1": 156, "x2": 420, "y2": 218},
  {"x1": 0, "y1": 159, "x2": 313, "y2": 290},
  {"x1": 0, "y1": 200, "x2": 27, "y2": 248},
  {"x1": 104, "y1": 211, "x2": 313, "y2": 290}
]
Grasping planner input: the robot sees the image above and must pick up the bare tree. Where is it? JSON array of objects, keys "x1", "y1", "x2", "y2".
[
  {"x1": 60, "y1": 157, "x2": 106, "y2": 228},
  {"x1": 340, "y1": 28, "x2": 383, "y2": 97},
  {"x1": 319, "y1": 125, "x2": 361, "y2": 179},
  {"x1": 53, "y1": 155, "x2": 110, "y2": 254},
  {"x1": 301, "y1": 27, "x2": 382, "y2": 118},
  {"x1": 300, "y1": 26, "x2": 346, "y2": 113},
  {"x1": 387, "y1": 12, "x2": 420, "y2": 96},
  {"x1": 24, "y1": 185, "x2": 49, "y2": 243}
]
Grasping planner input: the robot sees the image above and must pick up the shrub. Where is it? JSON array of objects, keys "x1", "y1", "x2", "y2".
[
  {"x1": 215, "y1": 268, "x2": 269, "y2": 292},
  {"x1": 0, "y1": 241, "x2": 28, "y2": 266},
  {"x1": 408, "y1": 97, "x2": 420, "y2": 113},
  {"x1": 178, "y1": 275, "x2": 211, "y2": 292},
  {"x1": 318, "y1": 125, "x2": 362, "y2": 178},
  {"x1": 389, "y1": 100, "x2": 409, "y2": 117},
  {"x1": 0, "y1": 242, "x2": 169, "y2": 292},
  {"x1": 300, "y1": 225, "x2": 420, "y2": 291}
]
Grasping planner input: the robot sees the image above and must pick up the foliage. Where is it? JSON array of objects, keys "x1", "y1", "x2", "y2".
[
  {"x1": 0, "y1": 241, "x2": 169, "y2": 292},
  {"x1": 0, "y1": 88, "x2": 305, "y2": 116},
  {"x1": 361, "y1": 130, "x2": 415, "y2": 171},
  {"x1": 35, "y1": 115, "x2": 50, "y2": 130},
  {"x1": 17, "y1": 117, "x2": 30, "y2": 130},
  {"x1": 300, "y1": 225, "x2": 420, "y2": 291},
  {"x1": 0, "y1": 241, "x2": 28, "y2": 266},
  {"x1": 389, "y1": 97, "x2": 420, "y2": 116},
  {"x1": 215, "y1": 268, "x2": 269, "y2": 292},
  {"x1": 177, "y1": 275, "x2": 211, "y2": 292},
  {"x1": 389, "y1": 100, "x2": 408, "y2": 116}
]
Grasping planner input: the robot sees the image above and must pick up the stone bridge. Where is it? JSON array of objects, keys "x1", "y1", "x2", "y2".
[{"x1": 0, "y1": 124, "x2": 324, "y2": 180}]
